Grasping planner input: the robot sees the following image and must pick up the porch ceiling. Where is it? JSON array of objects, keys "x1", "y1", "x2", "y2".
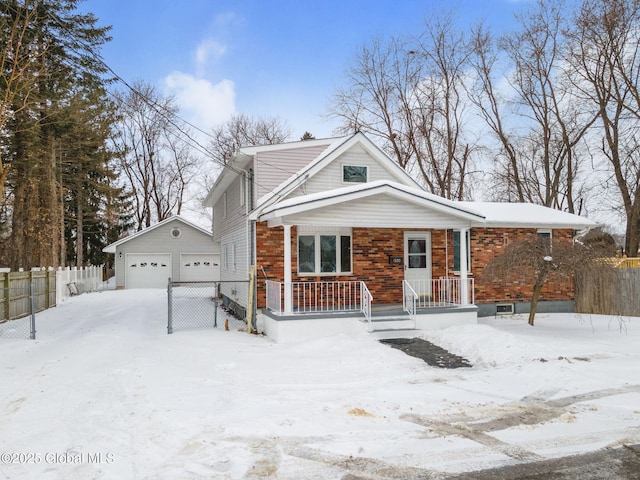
[{"x1": 261, "y1": 182, "x2": 482, "y2": 229}]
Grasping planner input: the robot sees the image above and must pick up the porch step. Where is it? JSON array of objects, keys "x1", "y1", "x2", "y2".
[
  {"x1": 368, "y1": 318, "x2": 415, "y2": 331},
  {"x1": 369, "y1": 328, "x2": 423, "y2": 340}
]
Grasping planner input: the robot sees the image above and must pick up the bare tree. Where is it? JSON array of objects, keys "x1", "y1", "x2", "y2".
[
  {"x1": 112, "y1": 81, "x2": 196, "y2": 231},
  {"x1": 468, "y1": 1, "x2": 596, "y2": 212},
  {"x1": 208, "y1": 113, "x2": 290, "y2": 166},
  {"x1": 483, "y1": 235, "x2": 616, "y2": 326},
  {"x1": 330, "y1": 13, "x2": 479, "y2": 200},
  {"x1": 568, "y1": 0, "x2": 640, "y2": 256}
]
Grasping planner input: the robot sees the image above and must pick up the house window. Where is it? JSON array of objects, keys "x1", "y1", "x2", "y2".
[
  {"x1": 223, "y1": 192, "x2": 227, "y2": 219},
  {"x1": 537, "y1": 229, "x2": 552, "y2": 252},
  {"x1": 297, "y1": 233, "x2": 352, "y2": 275},
  {"x1": 342, "y1": 165, "x2": 368, "y2": 183},
  {"x1": 240, "y1": 175, "x2": 245, "y2": 207},
  {"x1": 453, "y1": 230, "x2": 471, "y2": 272},
  {"x1": 223, "y1": 243, "x2": 236, "y2": 272}
]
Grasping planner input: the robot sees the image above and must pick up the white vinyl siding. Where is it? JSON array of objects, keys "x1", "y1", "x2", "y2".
[
  {"x1": 284, "y1": 194, "x2": 470, "y2": 229},
  {"x1": 290, "y1": 144, "x2": 405, "y2": 198},
  {"x1": 254, "y1": 143, "x2": 332, "y2": 201},
  {"x1": 213, "y1": 174, "x2": 246, "y2": 242}
]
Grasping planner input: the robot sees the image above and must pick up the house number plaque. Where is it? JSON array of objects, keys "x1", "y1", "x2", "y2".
[{"x1": 388, "y1": 256, "x2": 403, "y2": 265}]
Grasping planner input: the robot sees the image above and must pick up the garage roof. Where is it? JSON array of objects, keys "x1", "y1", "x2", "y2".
[{"x1": 102, "y1": 216, "x2": 212, "y2": 253}]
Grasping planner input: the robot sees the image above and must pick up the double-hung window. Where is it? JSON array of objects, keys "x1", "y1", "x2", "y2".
[{"x1": 298, "y1": 228, "x2": 352, "y2": 275}]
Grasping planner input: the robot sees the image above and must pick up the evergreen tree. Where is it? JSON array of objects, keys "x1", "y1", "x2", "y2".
[{"x1": 0, "y1": 0, "x2": 114, "y2": 269}]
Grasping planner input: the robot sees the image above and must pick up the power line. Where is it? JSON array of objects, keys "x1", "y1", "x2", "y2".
[{"x1": 44, "y1": 6, "x2": 303, "y2": 185}]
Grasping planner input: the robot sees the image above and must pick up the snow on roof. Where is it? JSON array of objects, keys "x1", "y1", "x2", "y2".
[
  {"x1": 458, "y1": 201, "x2": 598, "y2": 229},
  {"x1": 259, "y1": 180, "x2": 485, "y2": 221},
  {"x1": 260, "y1": 181, "x2": 597, "y2": 230}
]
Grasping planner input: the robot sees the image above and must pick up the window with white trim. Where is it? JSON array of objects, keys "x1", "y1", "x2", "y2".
[
  {"x1": 239, "y1": 175, "x2": 245, "y2": 207},
  {"x1": 223, "y1": 243, "x2": 236, "y2": 272},
  {"x1": 298, "y1": 230, "x2": 352, "y2": 275},
  {"x1": 342, "y1": 165, "x2": 368, "y2": 183},
  {"x1": 537, "y1": 229, "x2": 552, "y2": 252},
  {"x1": 223, "y1": 192, "x2": 227, "y2": 219}
]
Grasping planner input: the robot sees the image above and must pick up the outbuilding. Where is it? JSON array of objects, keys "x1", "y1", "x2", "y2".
[{"x1": 103, "y1": 216, "x2": 219, "y2": 289}]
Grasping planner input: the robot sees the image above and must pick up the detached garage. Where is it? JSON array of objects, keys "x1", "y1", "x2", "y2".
[{"x1": 103, "y1": 216, "x2": 220, "y2": 289}]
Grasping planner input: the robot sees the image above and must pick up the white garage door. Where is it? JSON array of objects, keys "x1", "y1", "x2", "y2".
[
  {"x1": 180, "y1": 253, "x2": 220, "y2": 282},
  {"x1": 126, "y1": 253, "x2": 172, "y2": 289}
]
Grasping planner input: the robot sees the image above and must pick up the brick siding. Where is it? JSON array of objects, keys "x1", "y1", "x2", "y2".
[{"x1": 256, "y1": 222, "x2": 576, "y2": 309}]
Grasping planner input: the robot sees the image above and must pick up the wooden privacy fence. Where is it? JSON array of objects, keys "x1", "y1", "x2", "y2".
[
  {"x1": 1, "y1": 270, "x2": 56, "y2": 322},
  {"x1": 575, "y1": 268, "x2": 640, "y2": 317},
  {"x1": 1, "y1": 266, "x2": 104, "y2": 323}
]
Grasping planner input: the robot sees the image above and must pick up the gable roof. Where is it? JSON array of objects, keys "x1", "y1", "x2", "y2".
[
  {"x1": 251, "y1": 132, "x2": 424, "y2": 217},
  {"x1": 203, "y1": 136, "x2": 341, "y2": 208},
  {"x1": 259, "y1": 179, "x2": 486, "y2": 224},
  {"x1": 259, "y1": 180, "x2": 598, "y2": 231},
  {"x1": 102, "y1": 215, "x2": 212, "y2": 253}
]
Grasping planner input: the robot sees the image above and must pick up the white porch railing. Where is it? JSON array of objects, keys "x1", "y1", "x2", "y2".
[
  {"x1": 266, "y1": 280, "x2": 371, "y2": 317},
  {"x1": 265, "y1": 277, "x2": 474, "y2": 319},
  {"x1": 402, "y1": 280, "x2": 418, "y2": 328},
  {"x1": 360, "y1": 282, "x2": 373, "y2": 331},
  {"x1": 405, "y1": 277, "x2": 475, "y2": 308},
  {"x1": 266, "y1": 280, "x2": 282, "y2": 313}
]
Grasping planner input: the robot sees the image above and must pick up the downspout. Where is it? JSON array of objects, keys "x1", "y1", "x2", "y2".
[{"x1": 248, "y1": 168, "x2": 257, "y2": 332}]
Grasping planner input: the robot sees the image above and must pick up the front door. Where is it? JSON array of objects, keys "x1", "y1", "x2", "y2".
[{"x1": 404, "y1": 232, "x2": 432, "y2": 297}]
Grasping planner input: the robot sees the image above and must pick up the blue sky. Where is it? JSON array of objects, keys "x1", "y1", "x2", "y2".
[{"x1": 80, "y1": 0, "x2": 527, "y2": 140}]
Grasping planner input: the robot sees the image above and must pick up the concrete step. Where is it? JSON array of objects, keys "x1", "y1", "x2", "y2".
[
  {"x1": 369, "y1": 328, "x2": 423, "y2": 340},
  {"x1": 368, "y1": 318, "x2": 415, "y2": 331}
]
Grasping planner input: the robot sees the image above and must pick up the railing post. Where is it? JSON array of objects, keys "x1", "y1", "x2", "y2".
[
  {"x1": 167, "y1": 277, "x2": 173, "y2": 334},
  {"x1": 459, "y1": 228, "x2": 470, "y2": 305},
  {"x1": 29, "y1": 282, "x2": 36, "y2": 340},
  {"x1": 283, "y1": 225, "x2": 292, "y2": 313}
]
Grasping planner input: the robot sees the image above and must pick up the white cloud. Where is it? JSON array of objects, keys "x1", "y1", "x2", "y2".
[
  {"x1": 163, "y1": 71, "x2": 235, "y2": 133},
  {"x1": 195, "y1": 39, "x2": 227, "y2": 71}
]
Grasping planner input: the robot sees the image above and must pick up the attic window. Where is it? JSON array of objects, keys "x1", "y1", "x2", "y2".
[
  {"x1": 342, "y1": 165, "x2": 368, "y2": 183},
  {"x1": 170, "y1": 227, "x2": 182, "y2": 239}
]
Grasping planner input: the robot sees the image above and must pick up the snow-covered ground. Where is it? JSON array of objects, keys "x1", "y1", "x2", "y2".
[{"x1": 1, "y1": 289, "x2": 639, "y2": 479}]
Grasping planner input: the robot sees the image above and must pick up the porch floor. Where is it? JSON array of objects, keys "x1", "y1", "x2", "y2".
[{"x1": 262, "y1": 303, "x2": 477, "y2": 321}]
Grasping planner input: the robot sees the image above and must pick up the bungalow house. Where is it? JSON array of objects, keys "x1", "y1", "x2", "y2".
[{"x1": 204, "y1": 133, "x2": 597, "y2": 342}]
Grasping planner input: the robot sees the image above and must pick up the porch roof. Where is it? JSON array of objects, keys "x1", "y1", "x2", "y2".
[{"x1": 259, "y1": 180, "x2": 486, "y2": 228}]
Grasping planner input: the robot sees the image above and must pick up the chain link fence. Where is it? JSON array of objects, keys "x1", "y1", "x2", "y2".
[
  {"x1": 167, "y1": 279, "x2": 249, "y2": 334},
  {"x1": 0, "y1": 285, "x2": 36, "y2": 340}
]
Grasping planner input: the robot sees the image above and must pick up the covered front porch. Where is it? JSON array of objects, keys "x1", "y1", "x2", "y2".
[
  {"x1": 254, "y1": 181, "x2": 483, "y2": 341},
  {"x1": 264, "y1": 276, "x2": 475, "y2": 330}
]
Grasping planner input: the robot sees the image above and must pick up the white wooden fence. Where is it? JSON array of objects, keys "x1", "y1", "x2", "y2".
[{"x1": 55, "y1": 265, "x2": 105, "y2": 304}]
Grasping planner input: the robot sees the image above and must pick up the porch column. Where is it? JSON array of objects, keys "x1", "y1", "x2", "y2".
[
  {"x1": 283, "y1": 224, "x2": 292, "y2": 313},
  {"x1": 459, "y1": 227, "x2": 470, "y2": 305}
]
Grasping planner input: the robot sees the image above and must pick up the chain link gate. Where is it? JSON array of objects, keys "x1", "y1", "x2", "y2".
[
  {"x1": 0, "y1": 284, "x2": 37, "y2": 340},
  {"x1": 167, "y1": 279, "x2": 249, "y2": 334}
]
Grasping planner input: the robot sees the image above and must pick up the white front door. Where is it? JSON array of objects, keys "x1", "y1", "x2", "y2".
[{"x1": 404, "y1": 232, "x2": 432, "y2": 297}]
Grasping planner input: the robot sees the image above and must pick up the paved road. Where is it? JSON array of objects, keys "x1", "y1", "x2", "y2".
[
  {"x1": 446, "y1": 443, "x2": 640, "y2": 479},
  {"x1": 376, "y1": 339, "x2": 640, "y2": 479}
]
